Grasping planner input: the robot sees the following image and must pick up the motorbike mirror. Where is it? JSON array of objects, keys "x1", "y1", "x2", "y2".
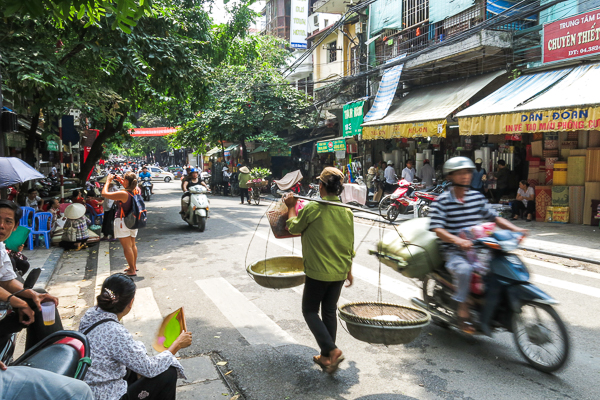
[{"x1": 24, "y1": 268, "x2": 42, "y2": 289}]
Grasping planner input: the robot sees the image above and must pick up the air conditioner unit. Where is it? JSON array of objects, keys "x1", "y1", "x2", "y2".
[{"x1": 355, "y1": 22, "x2": 362, "y2": 34}]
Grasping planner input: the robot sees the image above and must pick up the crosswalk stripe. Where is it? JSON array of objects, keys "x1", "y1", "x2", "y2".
[
  {"x1": 122, "y1": 287, "x2": 163, "y2": 354},
  {"x1": 523, "y1": 257, "x2": 600, "y2": 280},
  {"x1": 196, "y1": 277, "x2": 298, "y2": 347},
  {"x1": 95, "y1": 241, "x2": 112, "y2": 299},
  {"x1": 531, "y1": 274, "x2": 600, "y2": 298}
]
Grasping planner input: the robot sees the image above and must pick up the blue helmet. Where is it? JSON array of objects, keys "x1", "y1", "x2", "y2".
[{"x1": 189, "y1": 168, "x2": 197, "y2": 173}]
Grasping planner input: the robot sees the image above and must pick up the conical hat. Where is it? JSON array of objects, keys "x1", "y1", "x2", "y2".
[
  {"x1": 64, "y1": 203, "x2": 86, "y2": 219},
  {"x1": 239, "y1": 166, "x2": 250, "y2": 174}
]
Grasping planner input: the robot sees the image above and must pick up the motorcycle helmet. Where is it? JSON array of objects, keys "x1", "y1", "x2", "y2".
[
  {"x1": 475, "y1": 158, "x2": 483, "y2": 164},
  {"x1": 443, "y1": 157, "x2": 475, "y2": 176},
  {"x1": 189, "y1": 168, "x2": 197, "y2": 173}
]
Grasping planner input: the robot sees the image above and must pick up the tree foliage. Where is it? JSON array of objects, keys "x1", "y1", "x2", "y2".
[{"x1": 173, "y1": 35, "x2": 313, "y2": 162}]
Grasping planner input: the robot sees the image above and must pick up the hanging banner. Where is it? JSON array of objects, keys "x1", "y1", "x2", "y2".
[
  {"x1": 458, "y1": 106, "x2": 600, "y2": 135},
  {"x1": 290, "y1": 0, "x2": 308, "y2": 49},
  {"x1": 362, "y1": 120, "x2": 446, "y2": 140},
  {"x1": 343, "y1": 101, "x2": 365, "y2": 137},
  {"x1": 363, "y1": 54, "x2": 406, "y2": 123},
  {"x1": 317, "y1": 138, "x2": 346, "y2": 153},
  {"x1": 543, "y1": 9, "x2": 600, "y2": 64}
]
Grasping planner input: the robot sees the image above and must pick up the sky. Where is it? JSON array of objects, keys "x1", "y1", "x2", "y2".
[{"x1": 207, "y1": 0, "x2": 265, "y2": 26}]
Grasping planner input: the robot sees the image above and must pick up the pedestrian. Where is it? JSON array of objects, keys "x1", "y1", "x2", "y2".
[
  {"x1": 366, "y1": 165, "x2": 377, "y2": 194},
  {"x1": 284, "y1": 167, "x2": 354, "y2": 374},
  {"x1": 71, "y1": 189, "x2": 85, "y2": 205},
  {"x1": 384, "y1": 160, "x2": 397, "y2": 193},
  {"x1": 511, "y1": 180, "x2": 535, "y2": 221},
  {"x1": 48, "y1": 198, "x2": 61, "y2": 229},
  {"x1": 80, "y1": 273, "x2": 191, "y2": 400},
  {"x1": 494, "y1": 160, "x2": 509, "y2": 202},
  {"x1": 419, "y1": 159, "x2": 435, "y2": 189},
  {"x1": 401, "y1": 160, "x2": 416, "y2": 183},
  {"x1": 471, "y1": 158, "x2": 487, "y2": 194},
  {"x1": 238, "y1": 166, "x2": 251, "y2": 205},
  {"x1": 101, "y1": 173, "x2": 139, "y2": 276},
  {"x1": 101, "y1": 181, "x2": 117, "y2": 241},
  {"x1": 59, "y1": 203, "x2": 91, "y2": 251},
  {"x1": 222, "y1": 167, "x2": 230, "y2": 196},
  {"x1": 25, "y1": 189, "x2": 43, "y2": 211}
]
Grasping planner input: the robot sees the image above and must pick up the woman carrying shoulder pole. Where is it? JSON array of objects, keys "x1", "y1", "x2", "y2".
[
  {"x1": 284, "y1": 167, "x2": 354, "y2": 374},
  {"x1": 102, "y1": 172, "x2": 139, "y2": 276}
]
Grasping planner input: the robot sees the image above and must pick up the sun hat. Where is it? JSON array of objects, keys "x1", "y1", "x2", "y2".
[
  {"x1": 64, "y1": 203, "x2": 86, "y2": 219},
  {"x1": 239, "y1": 166, "x2": 250, "y2": 174},
  {"x1": 318, "y1": 167, "x2": 345, "y2": 182}
]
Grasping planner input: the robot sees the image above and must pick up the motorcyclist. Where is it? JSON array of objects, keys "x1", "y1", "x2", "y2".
[
  {"x1": 180, "y1": 169, "x2": 208, "y2": 215},
  {"x1": 428, "y1": 157, "x2": 527, "y2": 334},
  {"x1": 138, "y1": 166, "x2": 154, "y2": 195}
]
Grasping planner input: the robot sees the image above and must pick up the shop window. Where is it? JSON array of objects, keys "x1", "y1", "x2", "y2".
[{"x1": 328, "y1": 41, "x2": 337, "y2": 63}]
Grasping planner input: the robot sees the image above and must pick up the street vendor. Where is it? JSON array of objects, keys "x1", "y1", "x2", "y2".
[{"x1": 284, "y1": 167, "x2": 354, "y2": 375}]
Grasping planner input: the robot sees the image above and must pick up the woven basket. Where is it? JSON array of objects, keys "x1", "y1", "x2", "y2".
[
  {"x1": 247, "y1": 256, "x2": 305, "y2": 289},
  {"x1": 339, "y1": 302, "x2": 430, "y2": 345},
  {"x1": 266, "y1": 210, "x2": 299, "y2": 239},
  {"x1": 247, "y1": 180, "x2": 268, "y2": 188}
]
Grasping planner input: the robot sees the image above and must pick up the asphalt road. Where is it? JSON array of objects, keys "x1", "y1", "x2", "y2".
[{"x1": 107, "y1": 182, "x2": 600, "y2": 400}]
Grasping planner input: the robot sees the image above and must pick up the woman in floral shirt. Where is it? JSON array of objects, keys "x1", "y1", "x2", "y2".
[{"x1": 79, "y1": 274, "x2": 192, "y2": 400}]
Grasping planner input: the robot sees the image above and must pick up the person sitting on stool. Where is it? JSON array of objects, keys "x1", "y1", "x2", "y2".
[{"x1": 511, "y1": 180, "x2": 535, "y2": 222}]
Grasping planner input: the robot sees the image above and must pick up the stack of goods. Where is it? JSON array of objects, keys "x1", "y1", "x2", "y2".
[
  {"x1": 547, "y1": 186, "x2": 569, "y2": 223},
  {"x1": 553, "y1": 161, "x2": 568, "y2": 186},
  {"x1": 543, "y1": 133, "x2": 559, "y2": 158},
  {"x1": 567, "y1": 156, "x2": 586, "y2": 186},
  {"x1": 545, "y1": 157, "x2": 558, "y2": 184},
  {"x1": 535, "y1": 186, "x2": 552, "y2": 222},
  {"x1": 527, "y1": 158, "x2": 541, "y2": 186},
  {"x1": 569, "y1": 186, "x2": 585, "y2": 224}
]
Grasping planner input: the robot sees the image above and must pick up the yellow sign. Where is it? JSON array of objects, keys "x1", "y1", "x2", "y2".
[
  {"x1": 361, "y1": 120, "x2": 446, "y2": 140},
  {"x1": 459, "y1": 106, "x2": 600, "y2": 135}
]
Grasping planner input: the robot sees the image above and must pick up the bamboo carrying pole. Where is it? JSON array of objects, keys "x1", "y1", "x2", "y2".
[{"x1": 293, "y1": 194, "x2": 383, "y2": 218}]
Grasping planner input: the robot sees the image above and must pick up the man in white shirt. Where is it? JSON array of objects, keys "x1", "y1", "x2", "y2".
[
  {"x1": 401, "y1": 160, "x2": 416, "y2": 183},
  {"x1": 419, "y1": 159, "x2": 435, "y2": 188},
  {"x1": 384, "y1": 161, "x2": 397, "y2": 193},
  {"x1": 25, "y1": 189, "x2": 43, "y2": 211}
]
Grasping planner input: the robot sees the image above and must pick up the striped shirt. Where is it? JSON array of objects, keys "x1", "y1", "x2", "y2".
[{"x1": 429, "y1": 188, "x2": 497, "y2": 251}]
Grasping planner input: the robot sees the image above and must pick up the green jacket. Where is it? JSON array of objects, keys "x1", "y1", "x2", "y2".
[
  {"x1": 286, "y1": 196, "x2": 355, "y2": 281},
  {"x1": 238, "y1": 172, "x2": 251, "y2": 189}
]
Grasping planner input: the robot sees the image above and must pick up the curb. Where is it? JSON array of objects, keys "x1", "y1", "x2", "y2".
[
  {"x1": 36, "y1": 247, "x2": 65, "y2": 289},
  {"x1": 520, "y1": 245, "x2": 600, "y2": 266}
]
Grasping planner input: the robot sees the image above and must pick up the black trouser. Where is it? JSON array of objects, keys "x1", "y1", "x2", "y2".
[
  {"x1": 302, "y1": 276, "x2": 345, "y2": 357},
  {"x1": 240, "y1": 188, "x2": 249, "y2": 203},
  {"x1": 102, "y1": 208, "x2": 116, "y2": 238},
  {"x1": 384, "y1": 183, "x2": 398, "y2": 194},
  {"x1": 120, "y1": 366, "x2": 177, "y2": 400},
  {"x1": 0, "y1": 295, "x2": 63, "y2": 351},
  {"x1": 511, "y1": 200, "x2": 535, "y2": 218},
  {"x1": 223, "y1": 182, "x2": 229, "y2": 196}
]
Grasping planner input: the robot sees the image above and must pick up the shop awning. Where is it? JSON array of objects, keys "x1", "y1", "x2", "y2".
[
  {"x1": 457, "y1": 63, "x2": 600, "y2": 135},
  {"x1": 224, "y1": 144, "x2": 239, "y2": 151},
  {"x1": 204, "y1": 147, "x2": 221, "y2": 157},
  {"x1": 361, "y1": 71, "x2": 504, "y2": 140}
]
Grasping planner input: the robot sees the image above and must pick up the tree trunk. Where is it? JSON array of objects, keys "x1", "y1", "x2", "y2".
[
  {"x1": 240, "y1": 137, "x2": 248, "y2": 164},
  {"x1": 78, "y1": 114, "x2": 127, "y2": 181},
  {"x1": 23, "y1": 110, "x2": 41, "y2": 166}
]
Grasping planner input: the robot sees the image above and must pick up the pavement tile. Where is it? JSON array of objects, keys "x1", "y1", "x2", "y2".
[
  {"x1": 176, "y1": 379, "x2": 233, "y2": 400},
  {"x1": 178, "y1": 356, "x2": 219, "y2": 385}
]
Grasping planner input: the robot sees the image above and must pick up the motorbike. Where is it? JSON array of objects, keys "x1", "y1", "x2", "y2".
[
  {"x1": 378, "y1": 179, "x2": 423, "y2": 221},
  {"x1": 306, "y1": 183, "x2": 320, "y2": 199},
  {"x1": 413, "y1": 180, "x2": 451, "y2": 218},
  {"x1": 181, "y1": 185, "x2": 210, "y2": 232},
  {"x1": 0, "y1": 268, "x2": 91, "y2": 380},
  {"x1": 371, "y1": 219, "x2": 570, "y2": 373},
  {"x1": 141, "y1": 177, "x2": 152, "y2": 202}
]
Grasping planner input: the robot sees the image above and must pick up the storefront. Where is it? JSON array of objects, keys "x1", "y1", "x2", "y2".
[
  {"x1": 457, "y1": 63, "x2": 600, "y2": 225},
  {"x1": 360, "y1": 71, "x2": 505, "y2": 180}
]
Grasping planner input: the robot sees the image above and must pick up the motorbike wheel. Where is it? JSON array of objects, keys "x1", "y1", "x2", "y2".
[
  {"x1": 417, "y1": 202, "x2": 431, "y2": 218},
  {"x1": 254, "y1": 196, "x2": 260, "y2": 205},
  {"x1": 197, "y1": 217, "x2": 206, "y2": 232},
  {"x1": 511, "y1": 302, "x2": 570, "y2": 373},
  {"x1": 386, "y1": 205, "x2": 400, "y2": 221},
  {"x1": 378, "y1": 195, "x2": 393, "y2": 220},
  {"x1": 422, "y1": 277, "x2": 450, "y2": 329}
]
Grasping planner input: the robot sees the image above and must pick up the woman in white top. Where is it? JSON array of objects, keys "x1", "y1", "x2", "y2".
[
  {"x1": 511, "y1": 180, "x2": 535, "y2": 222},
  {"x1": 79, "y1": 273, "x2": 192, "y2": 400}
]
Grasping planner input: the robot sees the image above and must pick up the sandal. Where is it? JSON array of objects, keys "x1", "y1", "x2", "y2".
[
  {"x1": 458, "y1": 316, "x2": 475, "y2": 335},
  {"x1": 326, "y1": 355, "x2": 345, "y2": 375},
  {"x1": 312, "y1": 355, "x2": 328, "y2": 371}
]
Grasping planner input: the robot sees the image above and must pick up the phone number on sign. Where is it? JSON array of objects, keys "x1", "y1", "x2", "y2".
[{"x1": 580, "y1": 45, "x2": 600, "y2": 54}]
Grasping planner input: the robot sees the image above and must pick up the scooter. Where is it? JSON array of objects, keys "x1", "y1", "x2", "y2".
[
  {"x1": 0, "y1": 268, "x2": 91, "y2": 380},
  {"x1": 306, "y1": 183, "x2": 320, "y2": 199},
  {"x1": 413, "y1": 180, "x2": 451, "y2": 218},
  {"x1": 378, "y1": 180, "x2": 422, "y2": 221},
  {"x1": 141, "y1": 177, "x2": 152, "y2": 202},
  {"x1": 371, "y1": 220, "x2": 570, "y2": 373},
  {"x1": 181, "y1": 185, "x2": 210, "y2": 232}
]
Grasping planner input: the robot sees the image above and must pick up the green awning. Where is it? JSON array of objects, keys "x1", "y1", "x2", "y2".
[{"x1": 205, "y1": 147, "x2": 221, "y2": 157}]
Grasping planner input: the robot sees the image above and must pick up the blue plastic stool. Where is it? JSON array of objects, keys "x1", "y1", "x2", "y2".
[{"x1": 29, "y1": 212, "x2": 53, "y2": 249}]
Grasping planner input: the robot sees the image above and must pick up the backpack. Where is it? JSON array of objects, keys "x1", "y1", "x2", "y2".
[{"x1": 120, "y1": 192, "x2": 147, "y2": 229}]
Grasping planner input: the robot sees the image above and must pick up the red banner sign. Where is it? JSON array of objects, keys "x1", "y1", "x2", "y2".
[{"x1": 543, "y1": 9, "x2": 600, "y2": 64}]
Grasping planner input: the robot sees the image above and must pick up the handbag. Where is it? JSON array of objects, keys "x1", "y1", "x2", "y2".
[{"x1": 63, "y1": 226, "x2": 77, "y2": 242}]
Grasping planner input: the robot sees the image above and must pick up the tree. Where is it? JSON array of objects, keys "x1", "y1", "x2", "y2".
[
  {"x1": 173, "y1": 35, "x2": 313, "y2": 162},
  {"x1": 0, "y1": 0, "x2": 257, "y2": 179}
]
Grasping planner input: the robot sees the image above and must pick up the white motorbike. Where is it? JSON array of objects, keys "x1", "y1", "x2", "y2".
[{"x1": 182, "y1": 185, "x2": 210, "y2": 232}]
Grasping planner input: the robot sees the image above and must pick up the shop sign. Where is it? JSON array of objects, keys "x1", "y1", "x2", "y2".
[
  {"x1": 317, "y1": 139, "x2": 346, "y2": 153},
  {"x1": 543, "y1": 9, "x2": 600, "y2": 64},
  {"x1": 270, "y1": 147, "x2": 292, "y2": 157},
  {"x1": 458, "y1": 106, "x2": 600, "y2": 135},
  {"x1": 290, "y1": 0, "x2": 308, "y2": 49},
  {"x1": 361, "y1": 119, "x2": 446, "y2": 140},
  {"x1": 47, "y1": 140, "x2": 59, "y2": 151},
  {"x1": 343, "y1": 101, "x2": 365, "y2": 137},
  {"x1": 505, "y1": 134, "x2": 522, "y2": 141},
  {"x1": 224, "y1": 151, "x2": 230, "y2": 157}
]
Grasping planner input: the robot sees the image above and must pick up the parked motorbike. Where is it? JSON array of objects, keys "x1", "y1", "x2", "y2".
[
  {"x1": 371, "y1": 220, "x2": 570, "y2": 373},
  {"x1": 378, "y1": 180, "x2": 422, "y2": 221},
  {"x1": 306, "y1": 183, "x2": 320, "y2": 199},
  {"x1": 413, "y1": 180, "x2": 451, "y2": 218},
  {"x1": 181, "y1": 185, "x2": 210, "y2": 232},
  {"x1": 0, "y1": 268, "x2": 91, "y2": 380},
  {"x1": 141, "y1": 177, "x2": 152, "y2": 202}
]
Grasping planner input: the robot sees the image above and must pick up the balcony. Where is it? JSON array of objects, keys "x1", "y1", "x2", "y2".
[{"x1": 312, "y1": 0, "x2": 347, "y2": 14}]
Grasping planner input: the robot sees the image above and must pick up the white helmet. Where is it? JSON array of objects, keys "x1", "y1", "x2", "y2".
[{"x1": 443, "y1": 157, "x2": 475, "y2": 175}]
